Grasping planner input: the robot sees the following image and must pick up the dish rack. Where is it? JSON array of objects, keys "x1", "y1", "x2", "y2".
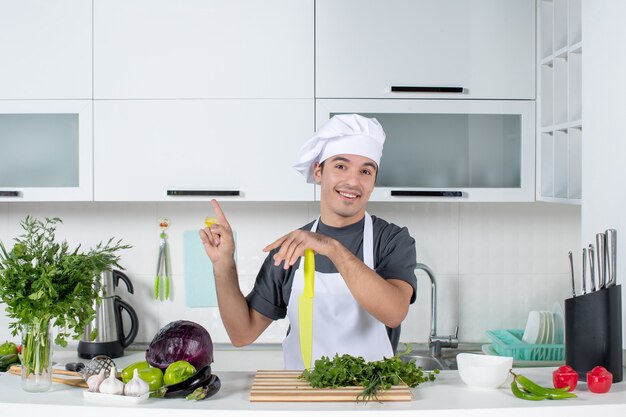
[{"x1": 486, "y1": 329, "x2": 565, "y2": 361}]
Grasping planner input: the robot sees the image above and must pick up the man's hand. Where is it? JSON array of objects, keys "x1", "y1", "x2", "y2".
[
  {"x1": 263, "y1": 229, "x2": 336, "y2": 270},
  {"x1": 199, "y1": 199, "x2": 236, "y2": 266},
  {"x1": 265, "y1": 224, "x2": 413, "y2": 328}
]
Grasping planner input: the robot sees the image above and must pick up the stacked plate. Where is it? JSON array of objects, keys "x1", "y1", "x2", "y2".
[{"x1": 522, "y1": 310, "x2": 556, "y2": 344}]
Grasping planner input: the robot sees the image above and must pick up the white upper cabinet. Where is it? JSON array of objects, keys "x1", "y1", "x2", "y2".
[
  {"x1": 0, "y1": 100, "x2": 93, "y2": 201},
  {"x1": 316, "y1": 0, "x2": 535, "y2": 100},
  {"x1": 93, "y1": 100, "x2": 314, "y2": 201},
  {"x1": 93, "y1": 0, "x2": 314, "y2": 99},
  {"x1": 0, "y1": 0, "x2": 92, "y2": 99},
  {"x1": 317, "y1": 99, "x2": 535, "y2": 202}
]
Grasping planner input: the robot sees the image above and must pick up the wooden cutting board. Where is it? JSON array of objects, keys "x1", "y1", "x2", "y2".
[
  {"x1": 249, "y1": 370, "x2": 412, "y2": 402},
  {"x1": 8, "y1": 365, "x2": 88, "y2": 388}
]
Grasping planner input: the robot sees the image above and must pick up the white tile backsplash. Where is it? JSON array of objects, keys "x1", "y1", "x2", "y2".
[
  {"x1": 0, "y1": 201, "x2": 580, "y2": 347},
  {"x1": 459, "y1": 273, "x2": 571, "y2": 343}
]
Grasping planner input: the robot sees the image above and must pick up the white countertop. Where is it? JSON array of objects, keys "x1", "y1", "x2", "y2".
[{"x1": 1, "y1": 350, "x2": 626, "y2": 417}]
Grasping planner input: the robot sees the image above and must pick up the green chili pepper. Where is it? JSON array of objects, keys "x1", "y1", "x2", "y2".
[
  {"x1": 121, "y1": 360, "x2": 151, "y2": 383},
  {"x1": 515, "y1": 373, "x2": 577, "y2": 399},
  {"x1": 164, "y1": 360, "x2": 196, "y2": 386},
  {"x1": 137, "y1": 367, "x2": 164, "y2": 391},
  {"x1": 0, "y1": 341, "x2": 18, "y2": 356},
  {"x1": 511, "y1": 379, "x2": 548, "y2": 401},
  {"x1": 510, "y1": 371, "x2": 577, "y2": 401}
]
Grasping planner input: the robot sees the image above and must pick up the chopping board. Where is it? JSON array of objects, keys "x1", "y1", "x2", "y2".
[
  {"x1": 249, "y1": 370, "x2": 412, "y2": 402},
  {"x1": 183, "y1": 230, "x2": 236, "y2": 308},
  {"x1": 8, "y1": 365, "x2": 87, "y2": 388}
]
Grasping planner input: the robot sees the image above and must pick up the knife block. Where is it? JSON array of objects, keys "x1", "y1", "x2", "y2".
[{"x1": 564, "y1": 285, "x2": 623, "y2": 382}]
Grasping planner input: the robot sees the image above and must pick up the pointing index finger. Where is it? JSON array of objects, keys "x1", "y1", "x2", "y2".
[{"x1": 210, "y1": 199, "x2": 231, "y2": 228}]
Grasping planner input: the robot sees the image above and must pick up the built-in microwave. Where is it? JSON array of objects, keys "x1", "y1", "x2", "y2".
[{"x1": 316, "y1": 99, "x2": 535, "y2": 202}]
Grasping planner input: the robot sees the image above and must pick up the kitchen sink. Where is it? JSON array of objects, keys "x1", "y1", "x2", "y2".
[
  {"x1": 400, "y1": 348, "x2": 484, "y2": 371},
  {"x1": 401, "y1": 353, "x2": 447, "y2": 371}
]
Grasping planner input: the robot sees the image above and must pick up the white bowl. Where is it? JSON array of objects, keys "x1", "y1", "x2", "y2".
[{"x1": 456, "y1": 353, "x2": 513, "y2": 389}]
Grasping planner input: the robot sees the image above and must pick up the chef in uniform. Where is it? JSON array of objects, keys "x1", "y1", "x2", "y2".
[{"x1": 200, "y1": 114, "x2": 417, "y2": 369}]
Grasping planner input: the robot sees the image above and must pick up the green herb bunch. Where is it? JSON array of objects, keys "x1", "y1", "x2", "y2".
[
  {"x1": 300, "y1": 352, "x2": 439, "y2": 402},
  {"x1": 0, "y1": 216, "x2": 131, "y2": 347}
]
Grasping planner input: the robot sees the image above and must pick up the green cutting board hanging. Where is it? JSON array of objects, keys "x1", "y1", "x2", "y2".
[{"x1": 183, "y1": 230, "x2": 236, "y2": 308}]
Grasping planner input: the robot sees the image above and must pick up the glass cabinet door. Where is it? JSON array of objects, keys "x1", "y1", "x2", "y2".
[
  {"x1": 316, "y1": 99, "x2": 535, "y2": 202},
  {"x1": 0, "y1": 100, "x2": 93, "y2": 201}
]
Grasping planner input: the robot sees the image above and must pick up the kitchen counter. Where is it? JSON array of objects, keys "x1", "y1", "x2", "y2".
[{"x1": 1, "y1": 351, "x2": 626, "y2": 417}]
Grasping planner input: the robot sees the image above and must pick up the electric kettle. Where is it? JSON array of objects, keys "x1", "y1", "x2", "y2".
[{"x1": 78, "y1": 270, "x2": 139, "y2": 359}]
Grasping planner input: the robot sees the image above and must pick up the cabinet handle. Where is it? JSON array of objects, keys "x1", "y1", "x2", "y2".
[
  {"x1": 391, "y1": 86, "x2": 464, "y2": 93},
  {"x1": 167, "y1": 190, "x2": 240, "y2": 197},
  {"x1": 391, "y1": 190, "x2": 463, "y2": 197},
  {"x1": 0, "y1": 191, "x2": 21, "y2": 197}
]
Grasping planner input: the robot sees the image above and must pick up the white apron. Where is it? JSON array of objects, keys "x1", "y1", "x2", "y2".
[{"x1": 283, "y1": 212, "x2": 394, "y2": 369}]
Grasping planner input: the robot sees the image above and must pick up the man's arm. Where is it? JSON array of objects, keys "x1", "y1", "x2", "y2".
[
  {"x1": 327, "y1": 240, "x2": 413, "y2": 328},
  {"x1": 263, "y1": 229, "x2": 413, "y2": 328},
  {"x1": 200, "y1": 199, "x2": 272, "y2": 346}
]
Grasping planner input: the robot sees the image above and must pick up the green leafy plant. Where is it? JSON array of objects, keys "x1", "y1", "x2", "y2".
[
  {"x1": 300, "y1": 351, "x2": 439, "y2": 403},
  {"x1": 0, "y1": 216, "x2": 131, "y2": 377}
]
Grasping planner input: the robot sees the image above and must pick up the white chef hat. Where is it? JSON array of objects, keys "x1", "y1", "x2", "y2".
[{"x1": 293, "y1": 114, "x2": 386, "y2": 184}]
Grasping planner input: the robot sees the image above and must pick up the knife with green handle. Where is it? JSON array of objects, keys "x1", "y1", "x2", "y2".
[{"x1": 299, "y1": 249, "x2": 315, "y2": 370}]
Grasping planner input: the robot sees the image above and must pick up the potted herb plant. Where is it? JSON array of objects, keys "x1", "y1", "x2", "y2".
[{"x1": 0, "y1": 216, "x2": 130, "y2": 392}]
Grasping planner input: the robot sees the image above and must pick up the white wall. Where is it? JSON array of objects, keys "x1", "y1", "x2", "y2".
[
  {"x1": 0, "y1": 201, "x2": 579, "y2": 347},
  {"x1": 581, "y1": 1, "x2": 626, "y2": 339}
]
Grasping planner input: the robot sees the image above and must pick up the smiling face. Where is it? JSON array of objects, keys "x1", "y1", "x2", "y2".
[{"x1": 313, "y1": 154, "x2": 377, "y2": 227}]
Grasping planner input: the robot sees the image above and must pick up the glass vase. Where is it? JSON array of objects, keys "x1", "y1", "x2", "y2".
[{"x1": 20, "y1": 321, "x2": 53, "y2": 392}]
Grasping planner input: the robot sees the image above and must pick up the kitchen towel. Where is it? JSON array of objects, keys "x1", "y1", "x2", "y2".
[{"x1": 183, "y1": 230, "x2": 236, "y2": 308}]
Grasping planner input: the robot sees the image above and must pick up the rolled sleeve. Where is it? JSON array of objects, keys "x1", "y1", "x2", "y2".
[{"x1": 246, "y1": 289, "x2": 287, "y2": 320}]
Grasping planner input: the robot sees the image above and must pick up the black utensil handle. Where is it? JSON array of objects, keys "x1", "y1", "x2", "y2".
[
  {"x1": 65, "y1": 362, "x2": 85, "y2": 372},
  {"x1": 391, "y1": 190, "x2": 463, "y2": 197},
  {"x1": 115, "y1": 297, "x2": 139, "y2": 348},
  {"x1": 0, "y1": 191, "x2": 21, "y2": 197},
  {"x1": 167, "y1": 190, "x2": 240, "y2": 196},
  {"x1": 113, "y1": 270, "x2": 134, "y2": 295},
  {"x1": 391, "y1": 86, "x2": 464, "y2": 93}
]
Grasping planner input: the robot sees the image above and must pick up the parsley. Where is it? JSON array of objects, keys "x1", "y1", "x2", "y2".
[
  {"x1": 0, "y1": 216, "x2": 131, "y2": 347},
  {"x1": 300, "y1": 352, "x2": 439, "y2": 403}
]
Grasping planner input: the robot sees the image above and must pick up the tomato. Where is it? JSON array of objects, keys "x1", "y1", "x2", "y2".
[
  {"x1": 163, "y1": 360, "x2": 196, "y2": 386},
  {"x1": 587, "y1": 366, "x2": 613, "y2": 393},
  {"x1": 0, "y1": 341, "x2": 18, "y2": 356},
  {"x1": 553, "y1": 365, "x2": 578, "y2": 391}
]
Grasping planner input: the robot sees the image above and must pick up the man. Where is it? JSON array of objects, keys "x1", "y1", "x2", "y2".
[{"x1": 200, "y1": 114, "x2": 417, "y2": 369}]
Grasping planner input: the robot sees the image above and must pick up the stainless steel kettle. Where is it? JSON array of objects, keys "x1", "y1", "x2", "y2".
[{"x1": 77, "y1": 270, "x2": 139, "y2": 359}]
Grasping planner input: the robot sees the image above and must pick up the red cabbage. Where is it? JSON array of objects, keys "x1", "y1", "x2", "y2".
[{"x1": 146, "y1": 320, "x2": 213, "y2": 370}]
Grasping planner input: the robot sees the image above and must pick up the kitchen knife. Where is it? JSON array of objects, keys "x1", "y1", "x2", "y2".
[
  {"x1": 299, "y1": 248, "x2": 315, "y2": 370},
  {"x1": 582, "y1": 247, "x2": 587, "y2": 294},
  {"x1": 606, "y1": 229, "x2": 617, "y2": 287},
  {"x1": 596, "y1": 233, "x2": 607, "y2": 289},
  {"x1": 568, "y1": 251, "x2": 576, "y2": 298},
  {"x1": 588, "y1": 244, "x2": 597, "y2": 292}
]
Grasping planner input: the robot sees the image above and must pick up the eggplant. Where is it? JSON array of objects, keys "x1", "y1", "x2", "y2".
[
  {"x1": 161, "y1": 365, "x2": 213, "y2": 398},
  {"x1": 185, "y1": 374, "x2": 221, "y2": 401}
]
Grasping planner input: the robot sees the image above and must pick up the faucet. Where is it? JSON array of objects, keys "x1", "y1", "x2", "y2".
[{"x1": 415, "y1": 263, "x2": 459, "y2": 358}]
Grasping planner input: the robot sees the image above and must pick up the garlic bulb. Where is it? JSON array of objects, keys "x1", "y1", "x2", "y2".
[
  {"x1": 124, "y1": 368, "x2": 149, "y2": 397},
  {"x1": 99, "y1": 366, "x2": 124, "y2": 395},
  {"x1": 87, "y1": 368, "x2": 106, "y2": 392}
]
